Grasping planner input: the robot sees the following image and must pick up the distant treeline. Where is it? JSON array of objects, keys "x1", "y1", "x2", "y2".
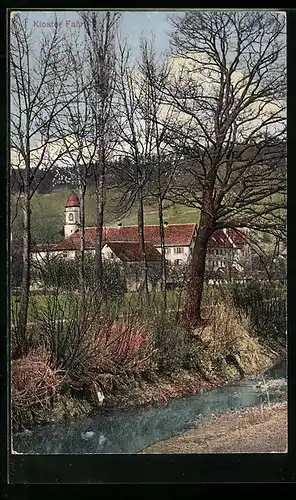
[{"x1": 11, "y1": 141, "x2": 286, "y2": 196}]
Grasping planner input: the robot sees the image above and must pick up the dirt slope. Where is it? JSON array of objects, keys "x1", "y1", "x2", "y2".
[{"x1": 139, "y1": 402, "x2": 287, "y2": 454}]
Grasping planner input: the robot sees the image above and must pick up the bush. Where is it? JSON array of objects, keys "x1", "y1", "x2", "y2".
[
  {"x1": 102, "y1": 260, "x2": 127, "y2": 300},
  {"x1": 34, "y1": 254, "x2": 126, "y2": 300},
  {"x1": 166, "y1": 262, "x2": 189, "y2": 289},
  {"x1": 93, "y1": 319, "x2": 155, "y2": 374},
  {"x1": 30, "y1": 290, "x2": 103, "y2": 372},
  {"x1": 226, "y1": 280, "x2": 287, "y2": 343},
  {"x1": 147, "y1": 307, "x2": 189, "y2": 374},
  {"x1": 11, "y1": 354, "x2": 62, "y2": 426}
]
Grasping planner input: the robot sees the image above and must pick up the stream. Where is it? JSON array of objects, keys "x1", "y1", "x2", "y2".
[{"x1": 13, "y1": 360, "x2": 287, "y2": 454}]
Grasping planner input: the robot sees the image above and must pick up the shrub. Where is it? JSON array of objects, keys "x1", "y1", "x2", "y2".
[
  {"x1": 34, "y1": 256, "x2": 78, "y2": 290},
  {"x1": 11, "y1": 354, "x2": 62, "y2": 418},
  {"x1": 166, "y1": 261, "x2": 189, "y2": 289},
  {"x1": 29, "y1": 290, "x2": 103, "y2": 372},
  {"x1": 94, "y1": 319, "x2": 155, "y2": 374},
  {"x1": 147, "y1": 308, "x2": 189, "y2": 374},
  {"x1": 34, "y1": 254, "x2": 126, "y2": 300},
  {"x1": 227, "y1": 280, "x2": 286, "y2": 342},
  {"x1": 101, "y1": 260, "x2": 127, "y2": 300}
]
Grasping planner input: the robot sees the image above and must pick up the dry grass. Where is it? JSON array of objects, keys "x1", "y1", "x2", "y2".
[
  {"x1": 197, "y1": 301, "x2": 276, "y2": 374},
  {"x1": 104, "y1": 371, "x2": 217, "y2": 408}
]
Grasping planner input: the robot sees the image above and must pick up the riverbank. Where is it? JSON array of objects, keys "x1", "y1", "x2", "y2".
[
  {"x1": 12, "y1": 299, "x2": 285, "y2": 433},
  {"x1": 139, "y1": 401, "x2": 288, "y2": 454},
  {"x1": 12, "y1": 348, "x2": 279, "y2": 434}
]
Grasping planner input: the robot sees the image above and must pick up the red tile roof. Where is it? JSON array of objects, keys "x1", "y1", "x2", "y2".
[
  {"x1": 105, "y1": 242, "x2": 162, "y2": 262},
  {"x1": 30, "y1": 243, "x2": 58, "y2": 253},
  {"x1": 104, "y1": 224, "x2": 196, "y2": 246},
  {"x1": 208, "y1": 228, "x2": 246, "y2": 249},
  {"x1": 65, "y1": 192, "x2": 80, "y2": 208},
  {"x1": 46, "y1": 224, "x2": 196, "y2": 251},
  {"x1": 30, "y1": 224, "x2": 246, "y2": 253}
]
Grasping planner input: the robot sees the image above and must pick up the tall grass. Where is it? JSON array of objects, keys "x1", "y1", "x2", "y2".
[{"x1": 203, "y1": 280, "x2": 287, "y2": 346}]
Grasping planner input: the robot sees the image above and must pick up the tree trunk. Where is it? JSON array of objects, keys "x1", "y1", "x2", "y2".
[
  {"x1": 79, "y1": 186, "x2": 86, "y2": 298},
  {"x1": 16, "y1": 195, "x2": 31, "y2": 354},
  {"x1": 96, "y1": 160, "x2": 105, "y2": 295},
  {"x1": 158, "y1": 195, "x2": 167, "y2": 307},
  {"x1": 183, "y1": 207, "x2": 213, "y2": 329},
  {"x1": 137, "y1": 187, "x2": 149, "y2": 302}
]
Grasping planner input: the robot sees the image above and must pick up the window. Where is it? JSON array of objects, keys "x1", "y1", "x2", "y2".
[
  {"x1": 174, "y1": 247, "x2": 184, "y2": 254},
  {"x1": 165, "y1": 247, "x2": 171, "y2": 254},
  {"x1": 69, "y1": 213, "x2": 74, "y2": 222},
  {"x1": 63, "y1": 252, "x2": 68, "y2": 258},
  {"x1": 175, "y1": 259, "x2": 181, "y2": 265}
]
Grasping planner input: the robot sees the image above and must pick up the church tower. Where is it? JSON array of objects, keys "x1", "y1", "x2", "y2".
[{"x1": 64, "y1": 192, "x2": 80, "y2": 238}]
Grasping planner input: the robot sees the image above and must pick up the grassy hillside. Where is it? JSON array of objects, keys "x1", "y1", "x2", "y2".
[
  {"x1": 11, "y1": 187, "x2": 285, "y2": 246},
  {"x1": 11, "y1": 188, "x2": 200, "y2": 244}
]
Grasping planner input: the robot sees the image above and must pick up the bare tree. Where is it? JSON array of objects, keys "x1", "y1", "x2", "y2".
[
  {"x1": 79, "y1": 11, "x2": 121, "y2": 293},
  {"x1": 10, "y1": 13, "x2": 84, "y2": 351},
  {"x1": 53, "y1": 31, "x2": 99, "y2": 297},
  {"x1": 139, "y1": 39, "x2": 189, "y2": 305},
  {"x1": 161, "y1": 11, "x2": 286, "y2": 327},
  {"x1": 115, "y1": 42, "x2": 156, "y2": 301}
]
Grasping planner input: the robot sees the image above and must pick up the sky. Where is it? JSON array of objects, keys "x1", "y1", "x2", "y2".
[
  {"x1": 11, "y1": 10, "x2": 286, "y2": 164},
  {"x1": 14, "y1": 10, "x2": 174, "y2": 59}
]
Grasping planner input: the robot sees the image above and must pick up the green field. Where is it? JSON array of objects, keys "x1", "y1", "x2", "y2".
[
  {"x1": 11, "y1": 289, "x2": 186, "y2": 324},
  {"x1": 11, "y1": 282, "x2": 229, "y2": 325},
  {"x1": 11, "y1": 188, "x2": 200, "y2": 244}
]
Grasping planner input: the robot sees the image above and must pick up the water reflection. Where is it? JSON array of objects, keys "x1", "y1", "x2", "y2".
[{"x1": 13, "y1": 369, "x2": 287, "y2": 454}]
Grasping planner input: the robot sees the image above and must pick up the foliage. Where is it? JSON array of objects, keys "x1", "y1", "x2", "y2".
[
  {"x1": 225, "y1": 280, "x2": 287, "y2": 343},
  {"x1": 166, "y1": 261, "x2": 189, "y2": 289},
  {"x1": 34, "y1": 254, "x2": 127, "y2": 300},
  {"x1": 89, "y1": 319, "x2": 155, "y2": 375},
  {"x1": 144, "y1": 303, "x2": 189, "y2": 374}
]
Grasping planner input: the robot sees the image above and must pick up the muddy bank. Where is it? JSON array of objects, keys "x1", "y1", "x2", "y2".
[{"x1": 139, "y1": 401, "x2": 288, "y2": 454}]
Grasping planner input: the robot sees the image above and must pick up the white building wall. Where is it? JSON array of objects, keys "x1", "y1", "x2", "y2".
[
  {"x1": 31, "y1": 251, "x2": 59, "y2": 262},
  {"x1": 31, "y1": 249, "x2": 77, "y2": 262},
  {"x1": 101, "y1": 244, "x2": 121, "y2": 263},
  {"x1": 155, "y1": 245, "x2": 190, "y2": 264},
  {"x1": 205, "y1": 247, "x2": 246, "y2": 272}
]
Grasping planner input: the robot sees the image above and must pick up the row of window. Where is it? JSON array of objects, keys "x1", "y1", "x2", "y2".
[
  {"x1": 208, "y1": 248, "x2": 229, "y2": 255},
  {"x1": 164, "y1": 247, "x2": 184, "y2": 254},
  {"x1": 62, "y1": 243, "x2": 232, "y2": 257}
]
